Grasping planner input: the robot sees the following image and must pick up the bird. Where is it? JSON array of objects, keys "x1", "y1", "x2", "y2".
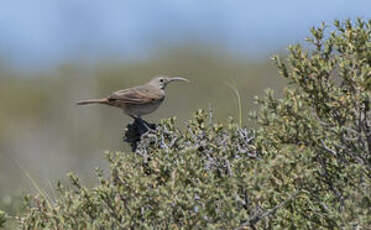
[{"x1": 76, "y1": 75, "x2": 189, "y2": 121}]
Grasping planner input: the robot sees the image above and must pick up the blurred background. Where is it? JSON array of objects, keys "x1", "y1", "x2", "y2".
[{"x1": 0, "y1": 0, "x2": 370, "y2": 215}]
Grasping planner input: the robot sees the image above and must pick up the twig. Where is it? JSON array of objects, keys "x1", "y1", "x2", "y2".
[
  {"x1": 235, "y1": 191, "x2": 300, "y2": 230},
  {"x1": 320, "y1": 140, "x2": 337, "y2": 156}
]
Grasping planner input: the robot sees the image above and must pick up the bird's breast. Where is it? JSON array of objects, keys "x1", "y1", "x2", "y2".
[{"x1": 123, "y1": 99, "x2": 164, "y2": 116}]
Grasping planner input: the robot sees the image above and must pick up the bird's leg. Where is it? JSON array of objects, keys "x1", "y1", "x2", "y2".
[
  {"x1": 129, "y1": 115, "x2": 153, "y2": 132},
  {"x1": 129, "y1": 114, "x2": 137, "y2": 120},
  {"x1": 141, "y1": 118, "x2": 156, "y2": 130},
  {"x1": 137, "y1": 117, "x2": 156, "y2": 131}
]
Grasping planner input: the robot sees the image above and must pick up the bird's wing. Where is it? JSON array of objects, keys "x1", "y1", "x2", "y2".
[{"x1": 108, "y1": 86, "x2": 164, "y2": 105}]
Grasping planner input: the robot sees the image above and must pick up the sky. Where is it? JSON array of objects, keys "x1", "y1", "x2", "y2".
[{"x1": 0, "y1": 0, "x2": 370, "y2": 70}]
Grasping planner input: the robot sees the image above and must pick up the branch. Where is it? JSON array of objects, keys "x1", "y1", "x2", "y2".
[
  {"x1": 235, "y1": 191, "x2": 300, "y2": 230},
  {"x1": 320, "y1": 140, "x2": 337, "y2": 156}
]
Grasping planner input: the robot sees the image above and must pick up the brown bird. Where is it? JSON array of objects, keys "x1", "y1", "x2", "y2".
[{"x1": 76, "y1": 75, "x2": 189, "y2": 120}]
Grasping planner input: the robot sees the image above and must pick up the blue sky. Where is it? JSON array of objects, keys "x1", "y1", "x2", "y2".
[{"x1": 0, "y1": 0, "x2": 370, "y2": 69}]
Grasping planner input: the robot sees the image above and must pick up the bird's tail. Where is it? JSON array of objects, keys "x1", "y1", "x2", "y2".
[{"x1": 76, "y1": 98, "x2": 108, "y2": 105}]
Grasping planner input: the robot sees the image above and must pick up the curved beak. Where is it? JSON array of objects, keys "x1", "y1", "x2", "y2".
[{"x1": 168, "y1": 76, "x2": 190, "y2": 83}]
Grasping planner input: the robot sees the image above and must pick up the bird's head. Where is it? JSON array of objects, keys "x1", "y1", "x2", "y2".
[{"x1": 149, "y1": 75, "x2": 190, "y2": 89}]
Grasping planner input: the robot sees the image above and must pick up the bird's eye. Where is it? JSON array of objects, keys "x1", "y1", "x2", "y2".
[{"x1": 160, "y1": 79, "x2": 164, "y2": 82}]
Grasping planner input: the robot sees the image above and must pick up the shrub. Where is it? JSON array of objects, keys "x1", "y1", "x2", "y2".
[
  {"x1": 19, "y1": 18, "x2": 370, "y2": 229},
  {"x1": 0, "y1": 210, "x2": 6, "y2": 228}
]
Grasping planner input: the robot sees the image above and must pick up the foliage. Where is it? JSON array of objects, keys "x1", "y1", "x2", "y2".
[
  {"x1": 0, "y1": 210, "x2": 6, "y2": 228},
  {"x1": 252, "y1": 18, "x2": 371, "y2": 228},
  {"x1": 19, "y1": 18, "x2": 370, "y2": 229}
]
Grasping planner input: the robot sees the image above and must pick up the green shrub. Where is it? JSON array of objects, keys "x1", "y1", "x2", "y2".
[
  {"x1": 19, "y1": 18, "x2": 370, "y2": 229},
  {"x1": 0, "y1": 210, "x2": 6, "y2": 228}
]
